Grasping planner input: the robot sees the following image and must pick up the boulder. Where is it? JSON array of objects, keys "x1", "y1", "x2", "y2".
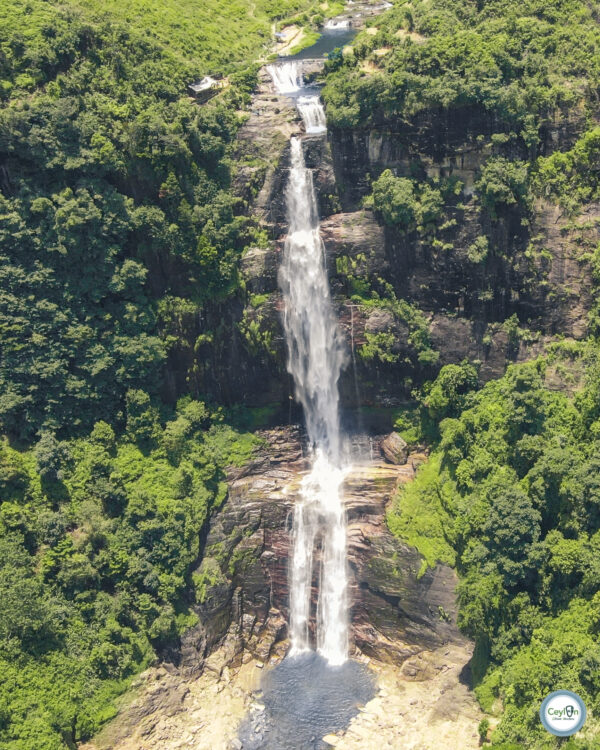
[
  {"x1": 365, "y1": 308, "x2": 395, "y2": 334},
  {"x1": 380, "y1": 432, "x2": 409, "y2": 465},
  {"x1": 240, "y1": 247, "x2": 279, "y2": 294}
]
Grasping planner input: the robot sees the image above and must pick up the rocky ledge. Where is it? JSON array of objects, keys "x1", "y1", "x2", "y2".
[
  {"x1": 180, "y1": 425, "x2": 466, "y2": 673},
  {"x1": 81, "y1": 426, "x2": 481, "y2": 750},
  {"x1": 82, "y1": 640, "x2": 484, "y2": 750}
]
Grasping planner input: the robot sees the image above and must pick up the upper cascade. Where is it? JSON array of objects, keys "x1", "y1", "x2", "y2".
[
  {"x1": 267, "y1": 60, "x2": 303, "y2": 94},
  {"x1": 324, "y1": 18, "x2": 351, "y2": 29},
  {"x1": 267, "y1": 61, "x2": 328, "y2": 136}
]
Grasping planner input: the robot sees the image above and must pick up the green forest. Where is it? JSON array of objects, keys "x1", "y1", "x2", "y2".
[
  {"x1": 1, "y1": 0, "x2": 600, "y2": 747},
  {"x1": 0, "y1": 0, "x2": 311, "y2": 746},
  {"x1": 389, "y1": 347, "x2": 600, "y2": 748},
  {"x1": 340, "y1": 0, "x2": 600, "y2": 746}
]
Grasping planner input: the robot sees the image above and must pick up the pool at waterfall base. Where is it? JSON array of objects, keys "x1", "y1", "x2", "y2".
[{"x1": 238, "y1": 652, "x2": 376, "y2": 749}]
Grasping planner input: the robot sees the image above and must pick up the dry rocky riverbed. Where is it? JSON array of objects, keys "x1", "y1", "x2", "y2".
[{"x1": 81, "y1": 639, "x2": 483, "y2": 750}]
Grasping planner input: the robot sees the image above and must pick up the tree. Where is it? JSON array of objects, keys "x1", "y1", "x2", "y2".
[
  {"x1": 372, "y1": 170, "x2": 417, "y2": 227},
  {"x1": 125, "y1": 390, "x2": 160, "y2": 448},
  {"x1": 475, "y1": 157, "x2": 529, "y2": 217},
  {"x1": 34, "y1": 433, "x2": 71, "y2": 482},
  {"x1": 424, "y1": 360, "x2": 479, "y2": 422}
]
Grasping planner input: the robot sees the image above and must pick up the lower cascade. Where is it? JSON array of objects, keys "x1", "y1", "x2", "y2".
[{"x1": 270, "y1": 62, "x2": 349, "y2": 666}]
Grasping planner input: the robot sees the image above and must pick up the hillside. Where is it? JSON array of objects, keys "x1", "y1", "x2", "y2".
[
  {"x1": 0, "y1": 1, "x2": 317, "y2": 747},
  {"x1": 1, "y1": 0, "x2": 600, "y2": 748}
]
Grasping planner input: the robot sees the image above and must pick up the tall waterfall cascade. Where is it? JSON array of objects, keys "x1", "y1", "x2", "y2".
[{"x1": 269, "y1": 61, "x2": 349, "y2": 666}]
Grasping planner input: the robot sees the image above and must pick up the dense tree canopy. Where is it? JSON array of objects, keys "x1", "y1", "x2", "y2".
[
  {"x1": 390, "y1": 345, "x2": 600, "y2": 747},
  {"x1": 323, "y1": 0, "x2": 600, "y2": 135},
  {"x1": 0, "y1": 0, "x2": 312, "y2": 746},
  {"x1": 0, "y1": 399, "x2": 260, "y2": 748},
  {"x1": 0, "y1": 0, "x2": 339, "y2": 441},
  {"x1": 2, "y1": 0, "x2": 600, "y2": 747}
]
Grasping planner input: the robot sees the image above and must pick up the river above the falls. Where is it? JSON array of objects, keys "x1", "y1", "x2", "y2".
[{"x1": 283, "y1": 26, "x2": 357, "y2": 61}]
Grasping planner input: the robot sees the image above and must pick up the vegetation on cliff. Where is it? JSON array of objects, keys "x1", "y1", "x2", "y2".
[
  {"x1": 0, "y1": 394, "x2": 260, "y2": 748},
  {"x1": 323, "y1": 0, "x2": 600, "y2": 347},
  {"x1": 389, "y1": 346, "x2": 600, "y2": 747},
  {"x1": 0, "y1": 0, "x2": 307, "y2": 746},
  {"x1": 338, "y1": 1, "x2": 600, "y2": 745},
  {"x1": 0, "y1": 0, "x2": 336, "y2": 442},
  {"x1": 323, "y1": 0, "x2": 599, "y2": 135}
]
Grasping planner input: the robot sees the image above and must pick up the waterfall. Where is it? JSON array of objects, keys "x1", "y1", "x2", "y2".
[
  {"x1": 268, "y1": 62, "x2": 327, "y2": 135},
  {"x1": 324, "y1": 18, "x2": 351, "y2": 29},
  {"x1": 279, "y1": 133, "x2": 348, "y2": 664},
  {"x1": 279, "y1": 138, "x2": 345, "y2": 465},
  {"x1": 268, "y1": 56, "x2": 349, "y2": 666},
  {"x1": 266, "y1": 61, "x2": 303, "y2": 94},
  {"x1": 296, "y1": 95, "x2": 327, "y2": 134}
]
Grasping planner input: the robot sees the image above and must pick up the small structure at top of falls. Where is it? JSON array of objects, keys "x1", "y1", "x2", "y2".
[{"x1": 188, "y1": 75, "x2": 227, "y2": 103}]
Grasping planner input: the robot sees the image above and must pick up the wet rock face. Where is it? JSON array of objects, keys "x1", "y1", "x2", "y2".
[
  {"x1": 180, "y1": 426, "x2": 305, "y2": 675},
  {"x1": 326, "y1": 110, "x2": 595, "y2": 344},
  {"x1": 180, "y1": 427, "x2": 465, "y2": 675}
]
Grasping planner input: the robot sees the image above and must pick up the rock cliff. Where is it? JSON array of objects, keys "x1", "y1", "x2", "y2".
[
  {"x1": 178, "y1": 426, "x2": 465, "y2": 676},
  {"x1": 82, "y1": 427, "x2": 481, "y2": 750},
  {"x1": 171, "y1": 71, "x2": 597, "y2": 415}
]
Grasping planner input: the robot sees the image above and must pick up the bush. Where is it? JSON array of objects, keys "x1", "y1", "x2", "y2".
[
  {"x1": 475, "y1": 158, "x2": 529, "y2": 217},
  {"x1": 372, "y1": 170, "x2": 417, "y2": 227}
]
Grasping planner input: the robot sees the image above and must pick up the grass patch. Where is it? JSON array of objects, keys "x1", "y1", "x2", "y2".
[
  {"x1": 289, "y1": 28, "x2": 321, "y2": 54},
  {"x1": 71, "y1": 0, "x2": 320, "y2": 71}
]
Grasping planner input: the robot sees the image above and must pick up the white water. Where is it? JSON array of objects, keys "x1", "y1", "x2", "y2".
[
  {"x1": 279, "y1": 137, "x2": 345, "y2": 462},
  {"x1": 324, "y1": 18, "x2": 351, "y2": 29},
  {"x1": 266, "y1": 61, "x2": 303, "y2": 94},
  {"x1": 280, "y1": 136, "x2": 349, "y2": 666},
  {"x1": 296, "y1": 95, "x2": 327, "y2": 134},
  {"x1": 268, "y1": 62, "x2": 328, "y2": 136}
]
